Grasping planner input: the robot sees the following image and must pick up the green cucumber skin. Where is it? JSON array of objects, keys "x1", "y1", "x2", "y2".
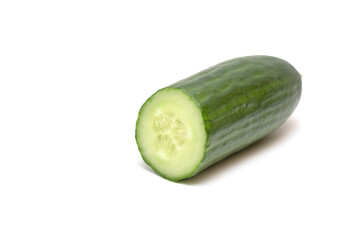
[{"x1": 168, "y1": 55, "x2": 302, "y2": 178}]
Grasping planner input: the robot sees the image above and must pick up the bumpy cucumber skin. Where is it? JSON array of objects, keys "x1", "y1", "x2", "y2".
[{"x1": 137, "y1": 55, "x2": 302, "y2": 181}]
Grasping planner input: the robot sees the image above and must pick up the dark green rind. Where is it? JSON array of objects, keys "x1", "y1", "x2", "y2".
[
  {"x1": 169, "y1": 55, "x2": 301, "y2": 179},
  {"x1": 136, "y1": 55, "x2": 302, "y2": 181}
]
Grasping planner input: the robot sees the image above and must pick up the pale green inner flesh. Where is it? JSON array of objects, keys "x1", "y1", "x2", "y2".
[
  {"x1": 137, "y1": 88, "x2": 206, "y2": 180},
  {"x1": 153, "y1": 111, "x2": 189, "y2": 158}
]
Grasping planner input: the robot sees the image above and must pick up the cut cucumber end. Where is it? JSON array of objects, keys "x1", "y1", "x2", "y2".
[{"x1": 136, "y1": 88, "x2": 206, "y2": 181}]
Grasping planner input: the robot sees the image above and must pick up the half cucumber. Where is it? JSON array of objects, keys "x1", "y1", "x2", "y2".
[{"x1": 136, "y1": 55, "x2": 302, "y2": 181}]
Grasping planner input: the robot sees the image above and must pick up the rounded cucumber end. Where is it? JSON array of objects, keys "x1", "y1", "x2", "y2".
[{"x1": 136, "y1": 88, "x2": 206, "y2": 181}]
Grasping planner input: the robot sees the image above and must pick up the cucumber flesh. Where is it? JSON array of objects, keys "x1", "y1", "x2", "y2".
[{"x1": 136, "y1": 88, "x2": 206, "y2": 180}]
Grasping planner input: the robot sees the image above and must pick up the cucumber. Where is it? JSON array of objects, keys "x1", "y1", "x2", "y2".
[{"x1": 136, "y1": 55, "x2": 302, "y2": 181}]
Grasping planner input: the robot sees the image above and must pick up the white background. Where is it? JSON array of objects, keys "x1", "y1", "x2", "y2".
[{"x1": 1, "y1": 0, "x2": 359, "y2": 239}]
